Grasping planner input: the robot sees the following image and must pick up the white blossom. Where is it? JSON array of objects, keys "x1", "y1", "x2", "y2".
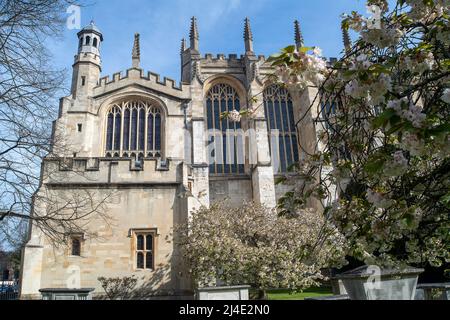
[
  {"x1": 401, "y1": 132, "x2": 425, "y2": 156},
  {"x1": 405, "y1": 0, "x2": 449, "y2": 23},
  {"x1": 361, "y1": 26, "x2": 403, "y2": 48},
  {"x1": 275, "y1": 51, "x2": 327, "y2": 90},
  {"x1": 383, "y1": 150, "x2": 409, "y2": 176},
  {"x1": 177, "y1": 202, "x2": 346, "y2": 291},
  {"x1": 387, "y1": 98, "x2": 426, "y2": 128},
  {"x1": 228, "y1": 110, "x2": 241, "y2": 122},
  {"x1": 441, "y1": 89, "x2": 450, "y2": 104},
  {"x1": 247, "y1": 105, "x2": 258, "y2": 118},
  {"x1": 367, "y1": 189, "x2": 392, "y2": 208},
  {"x1": 345, "y1": 79, "x2": 367, "y2": 98},
  {"x1": 275, "y1": 65, "x2": 290, "y2": 83},
  {"x1": 313, "y1": 47, "x2": 323, "y2": 56},
  {"x1": 393, "y1": 150, "x2": 408, "y2": 167}
]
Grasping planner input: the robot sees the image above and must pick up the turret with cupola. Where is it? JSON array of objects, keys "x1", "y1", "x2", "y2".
[{"x1": 70, "y1": 21, "x2": 103, "y2": 102}]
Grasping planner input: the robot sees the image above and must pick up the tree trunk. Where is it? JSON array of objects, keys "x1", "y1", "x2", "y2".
[{"x1": 257, "y1": 289, "x2": 268, "y2": 300}]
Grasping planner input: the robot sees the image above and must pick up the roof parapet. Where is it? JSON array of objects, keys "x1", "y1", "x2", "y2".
[{"x1": 95, "y1": 67, "x2": 188, "y2": 92}]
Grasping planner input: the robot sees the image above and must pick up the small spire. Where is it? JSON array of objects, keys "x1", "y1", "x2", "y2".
[
  {"x1": 180, "y1": 38, "x2": 187, "y2": 55},
  {"x1": 342, "y1": 23, "x2": 351, "y2": 54},
  {"x1": 132, "y1": 33, "x2": 140, "y2": 68},
  {"x1": 294, "y1": 20, "x2": 304, "y2": 50},
  {"x1": 244, "y1": 17, "x2": 254, "y2": 54},
  {"x1": 189, "y1": 16, "x2": 199, "y2": 51}
]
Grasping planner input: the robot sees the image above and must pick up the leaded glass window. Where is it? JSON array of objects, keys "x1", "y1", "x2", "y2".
[
  {"x1": 319, "y1": 92, "x2": 351, "y2": 160},
  {"x1": 321, "y1": 101, "x2": 339, "y2": 134},
  {"x1": 264, "y1": 85, "x2": 299, "y2": 173},
  {"x1": 135, "y1": 232, "x2": 154, "y2": 270},
  {"x1": 71, "y1": 238, "x2": 81, "y2": 256},
  {"x1": 105, "y1": 100, "x2": 163, "y2": 158},
  {"x1": 206, "y1": 83, "x2": 245, "y2": 174}
]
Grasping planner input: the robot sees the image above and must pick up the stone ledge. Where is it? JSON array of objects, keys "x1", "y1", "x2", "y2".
[
  {"x1": 197, "y1": 285, "x2": 250, "y2": 292},
  {"x1": 45, "y1": 157, "x2": 177, "y2": 173}
]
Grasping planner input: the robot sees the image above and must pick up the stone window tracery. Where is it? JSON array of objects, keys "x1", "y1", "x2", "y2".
[
  {"x1": 263, "y1": 85, "x2": 300, "y2": 173},
  {"x1": 206, "y1": 83, "x2": 245, "y2": 174},
  {"x1": 105, "y1": 100, "x2": 163, "y2": 159}
]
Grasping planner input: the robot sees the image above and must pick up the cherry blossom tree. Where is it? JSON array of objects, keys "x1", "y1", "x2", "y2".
[
  {"x1": 265, "y1": 0, "x2": 449, "y2": 268},
  {"x1": 177, "y1": 201, "x2": 346, "y2": 298}
]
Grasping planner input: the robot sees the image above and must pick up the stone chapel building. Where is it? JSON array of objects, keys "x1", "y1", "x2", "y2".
[{"x1": 19, "y1": 18, "x2": 330, "y2": 299}]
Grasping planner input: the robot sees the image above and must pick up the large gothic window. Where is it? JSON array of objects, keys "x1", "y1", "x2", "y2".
[
  {"x1": 264, "y1": 85, "x2": 300, "y2": 173},
  {"x1": 206, "y1": 83, "x2": 245, "y2": 174},
  {"x1": 319, "y1": 92, "x2": 351, "y2": 161},
  {"x1": 105, "y1": 100, "x2": 163, "y2": 159}
]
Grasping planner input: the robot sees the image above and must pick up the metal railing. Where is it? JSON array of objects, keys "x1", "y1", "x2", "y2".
[{"x1": 0, "y1": 280, "x2": 19, "y2": 300}]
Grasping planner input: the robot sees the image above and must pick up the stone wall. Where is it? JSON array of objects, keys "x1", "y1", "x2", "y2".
[
  {"x1": 34, "y1": 187, "x2": 189, "y2": 298},
  {"x1": 20, "y1": 158, "x2": 191, "y2": 299},
  {"x1": 209, "y1": 177, "x2": 253, "y2": 206},
  {"x1": 20, "y1": 186, "x2": 191, "y2": 299}
]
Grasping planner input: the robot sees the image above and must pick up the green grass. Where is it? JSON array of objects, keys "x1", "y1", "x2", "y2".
[{"x1": 267, "y1": 287, "x2": 333, "y2": 300}]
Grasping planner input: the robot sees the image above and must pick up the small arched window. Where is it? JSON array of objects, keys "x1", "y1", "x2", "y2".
[
  {"x1": 85, "y1": 36, "x2": 91, "y2": 45},
  {"x1": 71, "y1": 238, "x2": 81, "y2": 256},
  {"x1": 264, "y1": 85, "x2": 300, "y2": 173},
  {"x1": 93, "y1": 37, "x2": 98, "y2": 48},
  {"x1": 105, "y1": 100, "x2": 163, "y2": 159},
  {"x1": 78, "y1": 37, "x2": 83, "y2": 48},
  {"x1": 206, "y1": 83, "x2": 245, "y2": 174}
]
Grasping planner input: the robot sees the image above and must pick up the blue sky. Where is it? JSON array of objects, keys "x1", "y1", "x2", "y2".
[{"x1": 50, "y1": 0, "x2": 370, "y2": 85}]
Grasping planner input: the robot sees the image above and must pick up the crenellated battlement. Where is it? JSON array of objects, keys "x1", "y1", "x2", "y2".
[
  {"x1": 94, "y1": 68, "x2": 189, "y2": 93},
  {"x1": 198, "y1": 52, "x2": 338, "y2": 64},
  {"x1": 200, "y1": 53, "x2": 267, "y2": 63},
  {"x1": 42, "y1": 157, "x2": 185, "y2": 186},
  {"x1": 197, "y1": 52, "x2": 337, "y2": 66}
]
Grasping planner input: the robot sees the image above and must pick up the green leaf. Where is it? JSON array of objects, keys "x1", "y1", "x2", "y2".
[
  {"x1": 275, "y1": 176, "x2": 287, "y2": 185},
  {"x1": 267, "y1": 53, "x2": 283, "y2": 62},
  {"x1": 341, "y1": 19, "x2": 350, "y2": 29},
  {"x1": 282, "y1": 45, "x2": 296, "y2": 54},
  {"x1": 368, "y1": 64, "x2": 391, "y2": 74},
  {"x1": 299, "y1": 46, "x2": 314, "y2": 53},
  {"x1": 220, "y1": 111, "x2": 229, "y2": 119},
  {"x1": 386, "y1": 121, "x2": 405, "y2": 135},
  {"x1": 270, "y1": 59, "x2": 287, "y2": 66},
  {"x1": 441, "y1": 59, "x2": 450, "y2": 70},
  {"x1": 440, "y1": 193, "x2": 450, "y2": 209},
  {"x1": 388, "y1": 114, "x2": 402, "y2": 127},
  {"x1": 427, "y1": 123, "x2": 450, "y2": 136},
  {"x1": 364, "y1": 155, "x2": 386, "y2": 174},
  {"x1": 396, "y1": 13, "x2": 413, "y2": 25},
  {"x1": 403, "y1": 213, "x2": 415, "y2": 228},
  {"x1": 417, "y1": 43, "x2": 434, "y2": 51},
  {"x1": 372, "y1": 108, "x2": 396, "y2": 129},
  {"x1": 358, "y1": 72, "x2": 369, "y2": 82},
  {"x1": 343, "y1": 70, "x2": 357, "y2": 78}
]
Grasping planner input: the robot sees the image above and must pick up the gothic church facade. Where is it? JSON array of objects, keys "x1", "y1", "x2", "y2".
[{"x1": 20, "y1": 18, "x2": 325, "y2": 299}]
